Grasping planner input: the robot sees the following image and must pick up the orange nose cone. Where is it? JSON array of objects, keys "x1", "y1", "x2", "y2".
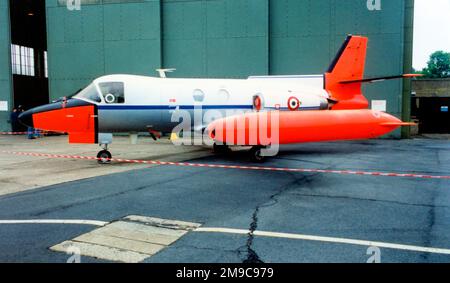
[
  {"x1": 33, "y1": 107, "x2": 69, "y2": 133},
  {"x1": 21, "y1": 99, "x2": 98, "y2": 144}
]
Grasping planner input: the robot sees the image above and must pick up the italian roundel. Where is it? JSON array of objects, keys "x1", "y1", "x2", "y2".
[
  {"x1": 253, "y1": 95, "x2": 262, "y2": 111},
  {"x1": 288, "y1": 97, "x2": 300, "y2": 111}
]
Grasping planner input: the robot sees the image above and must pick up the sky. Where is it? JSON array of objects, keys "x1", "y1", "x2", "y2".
[{"x1": 413, "y1": 0, "x2": 450, "y2": 70}]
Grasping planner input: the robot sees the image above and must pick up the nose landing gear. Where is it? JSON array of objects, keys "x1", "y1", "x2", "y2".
[{"x1": 97, "y1": 144, "x2": 112, "y2": 164}]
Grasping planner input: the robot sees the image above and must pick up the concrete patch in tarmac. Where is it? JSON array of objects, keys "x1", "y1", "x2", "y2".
[{"x1": 50, "y1": 215, "x2": 201, "y2": 263}]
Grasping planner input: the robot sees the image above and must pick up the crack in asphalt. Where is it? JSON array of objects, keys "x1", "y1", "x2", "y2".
[
  {"x1": 419, "y1": 146, "x2": 446, "y2": 261},
  {"x1": 421, "y1": 173, "x2": 438, "y2": 261},
  {"x1": 242, "y1": 206, "x2": 263, "y2": 263},
  {"x1": 287, "y1": 193, "x2": 450, "y2": 209},
  {"x1": 241, "y1": 171, "x2": 322, "y2": 263}
]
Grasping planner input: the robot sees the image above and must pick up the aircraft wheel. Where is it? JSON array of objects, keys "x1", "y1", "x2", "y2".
[
  {"x1": 250, "y1": 146, "x2": 265, "y2": 163},
  {"x1": 97, "y1": 150, "x2": 112, "y2": 164},
  {"x1": 213, "y1": 143, "x2": 230, "y2": 154}
]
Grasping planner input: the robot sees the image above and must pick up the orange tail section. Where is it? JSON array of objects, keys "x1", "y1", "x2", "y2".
[{"x1": 325, "y1": 35, "x2": 369, "y2": 110}]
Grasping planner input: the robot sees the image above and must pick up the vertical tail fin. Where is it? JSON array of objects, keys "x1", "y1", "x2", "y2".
[{"x1": 325, "y1": 35, "x2": 369, "y2": 110}]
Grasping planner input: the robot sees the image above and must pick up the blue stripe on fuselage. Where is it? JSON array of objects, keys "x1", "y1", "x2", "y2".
[
  {"x1": 97, "y1": 105, "x2": 253, "y2": 110},
  {"x1": 97, "y1": 105, "x2": 321, "y2": 111}
]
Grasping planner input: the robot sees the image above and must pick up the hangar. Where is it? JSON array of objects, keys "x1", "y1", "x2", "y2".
[
  {"x1": 2, "y1": 1, "x2": 450, "y2": 266},
  {"x1": 1, "y1": 0, "x2": 414, "y2": 138}
]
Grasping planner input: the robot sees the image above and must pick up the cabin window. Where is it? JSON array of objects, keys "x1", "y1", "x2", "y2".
[
  {"x1": 193, "y1": 89, "x2": 205, "y2": 102},
  {"x1": 74, "y1": 83, "x2": 101, "y2": 103},
  {"x1": 99, "y1": 82, "x2": 125, "y2": 104},
  {"x1": 217, "y1": 89, "x2": 230, "y2": 102}
]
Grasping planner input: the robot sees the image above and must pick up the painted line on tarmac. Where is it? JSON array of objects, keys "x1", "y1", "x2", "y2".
[
  {"x1": 195, "y1": 227, "x2": 450, "y2": 255},
  {"x1": 2, "y1": 218, "x2": 449, "y2": 255},
  {"x1": 0, "y1": 219, "x2": 108, "y2": 226},
  {"x1": 1, "y1": 150, "x2": 450, "y2": 180}
]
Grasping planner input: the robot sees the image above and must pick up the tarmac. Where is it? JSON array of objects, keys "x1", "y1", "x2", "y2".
[
  {"x1": 0, "y1": 135, "x2": 211, "y2": 196},
  {"x1": 0, "y1": 134, "x2": 449, "y2": 263}
]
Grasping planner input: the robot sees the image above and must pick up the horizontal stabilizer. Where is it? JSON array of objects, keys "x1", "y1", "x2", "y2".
[
  {"x1": 340, "y1": 74, "x2": 423, "y2": 85},
  {"x1": 380, "y1": 122, "x2": 417, "y2": 127}
]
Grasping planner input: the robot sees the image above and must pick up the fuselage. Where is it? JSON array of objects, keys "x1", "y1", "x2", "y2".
[
  {"x1": 18, "y1": 35, "x2": 412, "y2": 151},
  {"x1": 77, "y1": 74, "x2": 330, "y2": 133}
]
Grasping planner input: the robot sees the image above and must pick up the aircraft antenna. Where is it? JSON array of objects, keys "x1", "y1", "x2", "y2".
[{"x1": 156, "y1": 68, "x2": 176, "y2": 78}]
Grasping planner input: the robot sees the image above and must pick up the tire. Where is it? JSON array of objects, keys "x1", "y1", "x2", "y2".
[
  {"x1": 250, "y1": 146, "x2": 265, "y2": 163},
  {"x1": 97, "y1": 150, "x2": 112, "y2": 164}
]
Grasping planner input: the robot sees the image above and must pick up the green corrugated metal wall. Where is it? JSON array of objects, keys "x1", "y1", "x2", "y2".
[
  {"x1": 269, "y1": 0, "x2": 405, "y2": 121},
  {"x1": 0, "y1": 0, "x2": 405, "y2": 134},
  {"x1": 45, "y1": 0, "x2": 407, "y2": 121},
  {"x1": 45, "y1": 0, "x2": 161, "y2": 100},
  {"x1": 162, "y1": 0, "x2": 269, "y2": 77},
  {"x1": 0, "y1": 0, "x2": 13, "y2": 131},
  {"x1": 0, "y1": 0, "x2": 409, "y2": 134}
]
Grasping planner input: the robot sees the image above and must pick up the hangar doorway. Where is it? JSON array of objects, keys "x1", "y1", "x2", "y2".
[
  {"x1": 412, "y1": 97, "x2": 450, "y2": 134},
  {"x1": 9, "y1": 0, "x2": 49, "y2": 112},
  {"x1": 411, "y1": 79, "x2": 450, "y2": 134}
]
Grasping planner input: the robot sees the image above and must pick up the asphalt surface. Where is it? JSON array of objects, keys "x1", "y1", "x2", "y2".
[{"x1": 0, "y1": 139, "x2": 449, "y2": 263}]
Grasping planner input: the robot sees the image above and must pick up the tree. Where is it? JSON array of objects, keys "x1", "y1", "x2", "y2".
[
  {"x1": 421, "y1": 51, "x2": 450, "y2": 78},
  {"x1": 412, "y1": 67, "x2": 421, "y2": 74}
]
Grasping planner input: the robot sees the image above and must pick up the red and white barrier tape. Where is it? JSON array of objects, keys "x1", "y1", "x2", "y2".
[
  {"x1": 0, "y1": 131, "x2": 52, "y2": 135},
  {"x1": 0, "y1": 132, "x2": 30, "y2": 135},
  {"x1": 1, "y1": 150, "x2": 449, "y2": 180}
]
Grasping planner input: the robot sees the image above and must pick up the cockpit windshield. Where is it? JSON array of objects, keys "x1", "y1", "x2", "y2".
[
  {"x1": 99, "y1": 82, "x2": 125, "y2": 104},
  {"x1": 73, "y1": 83, "x2": 102, "y2": 103}
]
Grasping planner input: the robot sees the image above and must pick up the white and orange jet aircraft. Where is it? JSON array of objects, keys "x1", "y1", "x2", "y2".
[{"x1": 19, "y1": 35, "x2": 418, "y2": 163}]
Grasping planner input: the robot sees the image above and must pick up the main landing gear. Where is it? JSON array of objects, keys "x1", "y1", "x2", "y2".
[
  {"x1": 97, "y1": 144, "x2": 112, "y2": 164},
  {"x1": 249, "y1": 146, "x2": 266, "y2": 163},
  {"x1": 213, "y1": 143, "x2": 267, "y2": 163},
  {"x1": 213, "y1": 143, "x2": 231, "y2": 154}
]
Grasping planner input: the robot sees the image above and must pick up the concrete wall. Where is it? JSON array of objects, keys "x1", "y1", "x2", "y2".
[
  {"x1": 0, "y1": 0, "x2": 13, "y2": 131},
  {"x1": 412, "y1": 79, "x2": 450, "y2": 97}
]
